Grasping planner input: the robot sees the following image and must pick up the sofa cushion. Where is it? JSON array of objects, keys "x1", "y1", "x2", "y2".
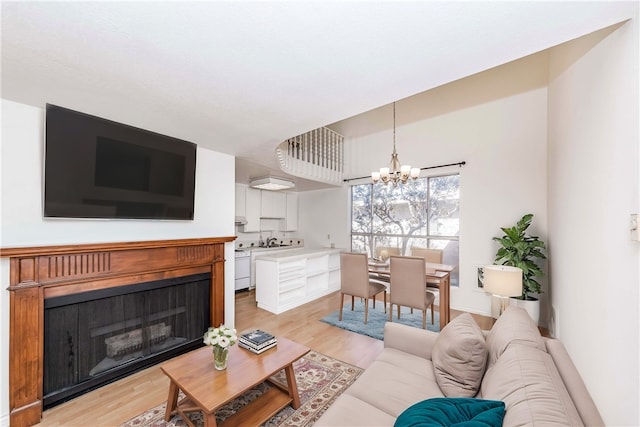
[
  {"x1": 432, "y1": 313, "x2": 487, "y2": 397},
  {"x1": 481, "y1": 344, "x2": 584, "y2": 426},
  {"x1": 314, "y1": 393, "x2": 397, "y2": 426},
  {"x1": 346, "y1": 348, "x2": 444, "y2": 418},
  {"x1": 485, "y1": 305, "x2": 546, "y2": 367},
  {"x1": 394, "y1": 397, "x2": 505, "y2": 427}
]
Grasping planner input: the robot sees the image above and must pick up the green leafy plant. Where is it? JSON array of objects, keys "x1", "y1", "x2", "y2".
[{"x1": 492, "y1": 213, "x2": 547, "y2": 299}]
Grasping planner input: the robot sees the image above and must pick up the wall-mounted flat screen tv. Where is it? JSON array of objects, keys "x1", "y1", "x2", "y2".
[{"x1": 44, "y1": 104, "x2": 197, "y2": 220}]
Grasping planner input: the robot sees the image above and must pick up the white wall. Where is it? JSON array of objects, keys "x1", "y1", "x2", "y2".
[
  {"x1": 298, "y1": 186, "x2": 350, "y2": 250},
  {"x1": 0, "y1": 99, "x2": 236, "y2": 426},
  {"x1": 310, "y1": 52, "x2": 549, "y2": 319},
  {"x1": 547, "y1": 20, "x2": 639, "y2": 426}
]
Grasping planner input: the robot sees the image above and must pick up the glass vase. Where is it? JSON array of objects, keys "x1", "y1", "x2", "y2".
[{"x1": 213, "y1": 345, "x2": 229, "y2": 370}]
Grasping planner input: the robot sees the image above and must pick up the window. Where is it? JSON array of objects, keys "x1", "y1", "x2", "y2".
[{"x1": 350, "y1": 174, "x2": 459, "y2": 286}]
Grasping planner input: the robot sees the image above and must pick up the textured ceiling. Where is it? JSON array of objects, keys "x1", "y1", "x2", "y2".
[{"x1": 1, "y1": 1, "x2": 635, "y2": 190}]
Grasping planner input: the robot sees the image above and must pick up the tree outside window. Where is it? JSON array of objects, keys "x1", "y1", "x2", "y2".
[{"x1": 351, "y1": 174, "x2": 459, "y2": 286}]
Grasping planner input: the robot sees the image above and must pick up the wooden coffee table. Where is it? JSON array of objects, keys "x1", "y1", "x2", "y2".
[{"x1": 161, "y1": 336, "x2": 310, "y2": 427}]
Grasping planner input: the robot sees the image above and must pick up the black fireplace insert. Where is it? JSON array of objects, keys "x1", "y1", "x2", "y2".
[{"x1": 43, "y1": 273, "x2": 210, "y2": 408}]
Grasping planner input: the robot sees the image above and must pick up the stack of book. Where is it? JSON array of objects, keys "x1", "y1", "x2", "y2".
[{"x1": 238, "y1": 330, "x2": 277, "y2": 354}]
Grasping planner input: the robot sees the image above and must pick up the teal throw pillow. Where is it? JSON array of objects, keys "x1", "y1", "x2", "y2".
[{"x1": 394, "y1": 397, "x2": 505, "y2": 427}]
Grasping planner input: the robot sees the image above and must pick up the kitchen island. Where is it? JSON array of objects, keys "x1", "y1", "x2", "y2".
[{"x1": 255, "y1": 248, "x2": 343, "y2": 314}]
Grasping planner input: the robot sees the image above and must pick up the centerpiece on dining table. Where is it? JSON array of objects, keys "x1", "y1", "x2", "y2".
[
  {"x1": 369, "y1": 249, "x2": 391, "y2": 267},
  {"x1": 203, "y1": 324, "x2": 238, "y2": 370}
]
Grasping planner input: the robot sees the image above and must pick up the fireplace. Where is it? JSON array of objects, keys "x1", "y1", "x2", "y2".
[
  {"x1": 43, "y1": 273, "x2": 210, "y2": 408},
  {"x1": 1, "y1": 237, "x2": 235, "y2": 427}
]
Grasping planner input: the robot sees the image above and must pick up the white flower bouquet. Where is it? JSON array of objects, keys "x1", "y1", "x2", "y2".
[
  {"x1": 203, "y1": 324, "x2": 238, "y2": 349},
  {"x1": 204, "y1": 324, "x2": 238, "y2": 370}
]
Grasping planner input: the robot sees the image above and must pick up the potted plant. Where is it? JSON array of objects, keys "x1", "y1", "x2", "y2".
[{"x1": 492, "y1": 213, "x2": 546, "y2": 323}]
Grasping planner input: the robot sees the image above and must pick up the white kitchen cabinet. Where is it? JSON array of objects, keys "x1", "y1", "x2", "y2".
[
  {"x1": 284, "y1": 192, "x2": 298, "y2": 231},
  {"x1": 235, "y1": 184, "x2": 246, "y2": 218},
  {"x1": 256, "y1": 258, "x2": 307, "y2": 314},
  {"x1": 328, "y1": 252, "x2": 341, "y2": 289},
  {"x1": 255, "y1": 248, "x2": 342, "y2": 314},
  {"x1": 243, "y1": 187, "x2": 261, "y2": 232},
  {"x1": 260, "y1": 191, "x2": 286, "y2": 218}
]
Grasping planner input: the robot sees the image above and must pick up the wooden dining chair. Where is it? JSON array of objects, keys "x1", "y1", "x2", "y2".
[
  {"x1": 370, "y1": 246, "x2": 401, "y2": 284},
  {"x1": 340, "y1": 252, "x2": 387, "y2": 324},
  {"x1": 411, "y1": 247, "x2": 444, "y2": 292},
  {"x1": 389, "y1": 255, "x2": 436, "y2": 329},
  {"x1": 410, "y1": 247, "x2": 443, "y2": 264}
]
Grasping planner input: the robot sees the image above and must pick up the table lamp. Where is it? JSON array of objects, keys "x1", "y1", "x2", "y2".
[{"x1": 483, "y1": 265, "x2": 523, "y2": 317}]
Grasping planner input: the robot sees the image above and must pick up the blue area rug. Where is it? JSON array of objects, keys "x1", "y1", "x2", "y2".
[{"x1": 321, "y1": 300, "x2": 440, "y2": 340}]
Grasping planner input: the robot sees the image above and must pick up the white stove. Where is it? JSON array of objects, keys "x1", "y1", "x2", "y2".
[{"x1": 234, "y1": 249, "x2": 251, "y2": 291}]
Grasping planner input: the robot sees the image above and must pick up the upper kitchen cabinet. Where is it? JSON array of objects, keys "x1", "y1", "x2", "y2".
[
  {"x1": 236, "y1": 184, "x2": 298, "y2": 232},
  {"x1": 245, "y1": 188, "x2": 261, "y2": 231},
  {"x1": 235, "y1": 184, "x2": 261, "y2": 232},
  {"x1": 235, "y1": 185, "x2": 246, "y2": 218},
  {"x1": 284, "y1": 192, "x2": 298, "y2": 231},
  {"x1": 261, "y1": 191, "x2": 286, "y2": 218}
]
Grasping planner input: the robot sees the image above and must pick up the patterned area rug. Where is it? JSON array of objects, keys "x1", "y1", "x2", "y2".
[
  {"x1": 120, "y1": 350, "x2": 362, "y2": 427},
  {"x1": 321, "y1": 300, "x2": 440, "y2": 340}
]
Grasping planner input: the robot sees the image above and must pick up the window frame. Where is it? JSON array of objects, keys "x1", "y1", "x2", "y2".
[{"x1": 349, "y1": 173, "x2": 460, "y2": 285}]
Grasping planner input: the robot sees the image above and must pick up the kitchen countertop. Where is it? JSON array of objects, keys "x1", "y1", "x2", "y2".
[
  {"x1": 254, "y1": 247, "x2": 343, "y2": 261},
  {"x1": 235, "y1": 245, "x2": 301, "y2": 253}
]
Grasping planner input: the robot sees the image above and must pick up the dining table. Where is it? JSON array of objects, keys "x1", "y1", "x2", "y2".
[{"x1": 368, "y1": 260, "x2": 454, "y2": 330}]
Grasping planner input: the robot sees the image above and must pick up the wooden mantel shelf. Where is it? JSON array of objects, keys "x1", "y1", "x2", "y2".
[
  {"x1": 0, "y1": 236, "x2": 236, "y2": 257},
  {"x1": 1, "y1": 236, "x2": 236, "y2": 427}
]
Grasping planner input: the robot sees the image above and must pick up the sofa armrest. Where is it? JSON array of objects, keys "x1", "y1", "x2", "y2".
[
  {"x1": 545, "y1": 338, "x2": 605, "y2": 426},
  {"x1": 383, "y1": 322, "x2": 439, "y2": 360}
]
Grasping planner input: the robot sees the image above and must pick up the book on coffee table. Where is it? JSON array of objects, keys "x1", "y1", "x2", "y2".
[
  {"x1": 238, "y1": 340, "x2": 277, "y2": 354},
  {"x1": 240, "y1": 330, "x2": 276, "y2": 348},
  {"x1": 239, "y1": 337, "x2": 277, "y2": 351}
]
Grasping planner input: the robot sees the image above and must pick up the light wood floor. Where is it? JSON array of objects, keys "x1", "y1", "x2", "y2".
[{"x1": 36, "y1": 290, "x2": 494, "y2": 426}]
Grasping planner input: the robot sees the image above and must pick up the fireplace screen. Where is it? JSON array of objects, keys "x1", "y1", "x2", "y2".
[{"x1": 43, "y1": 273, "x2": 210, "y2": 408}]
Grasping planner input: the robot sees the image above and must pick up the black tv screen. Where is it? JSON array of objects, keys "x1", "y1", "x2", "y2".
[{"x1": 44, "y1": 104, "x2": 197, "y2": 220}]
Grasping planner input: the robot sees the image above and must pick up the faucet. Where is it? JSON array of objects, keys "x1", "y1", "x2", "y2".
[{"x1": 266, "y1": 237, "x2": 278, "y2": 247}]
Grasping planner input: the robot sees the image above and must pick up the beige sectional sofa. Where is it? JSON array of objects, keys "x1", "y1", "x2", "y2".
[{"x1": 316, "y1": 306, "x2": 604, "y2": 426}]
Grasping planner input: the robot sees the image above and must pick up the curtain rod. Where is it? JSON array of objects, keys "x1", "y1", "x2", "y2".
[{"x1": 343, "y1": 161, "x2": 466, "y2": 183}]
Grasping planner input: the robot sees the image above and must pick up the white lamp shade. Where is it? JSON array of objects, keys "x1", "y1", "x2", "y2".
[{"x1": 483, "y1": 265, "x2": 523, "y2": 297}]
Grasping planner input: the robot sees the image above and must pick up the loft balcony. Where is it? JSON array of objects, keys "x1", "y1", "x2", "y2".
[{"x1": 276, "y1": 127, "x2": 344, "y2": 186}]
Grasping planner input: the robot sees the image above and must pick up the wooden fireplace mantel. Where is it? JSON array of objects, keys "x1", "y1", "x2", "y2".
[{"x1": 1, "y1": 236, "x2": 236, "y2": 427}]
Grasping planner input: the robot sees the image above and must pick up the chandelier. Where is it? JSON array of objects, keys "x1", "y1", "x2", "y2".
[{"x1": 371, "y1": 102, "x2": 420, "y2": 185}]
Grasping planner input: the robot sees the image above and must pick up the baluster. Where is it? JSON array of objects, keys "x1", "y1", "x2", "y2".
[
  {"x1": 313, "y1": 129, "x2": 322, "y2": 166},
  {"x1": 323, "y1": 134, "x2": 327, "y2": 169},
  {"x1": 327, "y1": 130, "x2": 331, "y2": 171},
  {"x1": 331, "y1": 131, "x2": 336, "y2": 171},
  {"x1": 323, "y1": 129, "x2": 327, "y2": 169},
  {"x1": 338, "y1": 134, "x2": 342, "y2": 172},
  {"x1": 304, "y1": 133, "x2": 308, "y2": 164},
  {"x1": 308, "y1": 129, "x2": 311, "y2": 166},
  {"x1": 310, "y1": 129, "x2": 314, "y2": 166}
]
